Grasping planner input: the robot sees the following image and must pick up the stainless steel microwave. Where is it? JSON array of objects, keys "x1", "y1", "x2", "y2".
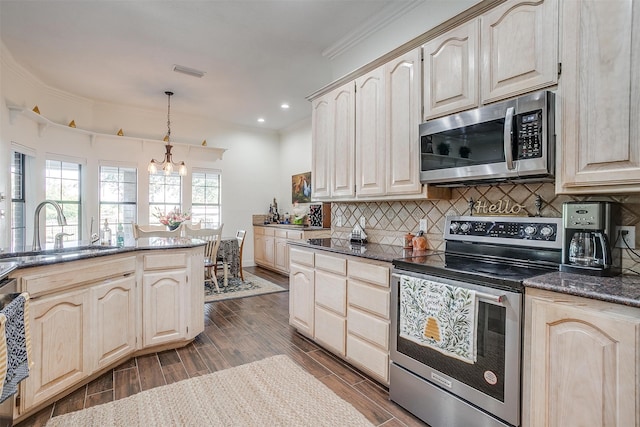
[{"x1": 419, "y1": 91, "x2": 555, "y2": 186}]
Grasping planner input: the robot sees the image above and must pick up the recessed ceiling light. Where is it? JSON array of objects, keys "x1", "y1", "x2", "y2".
[
  {"x1": 172, "y1": 64, "x2": 205, "y2": 78},
  {"x1": 281, "y1": 103, "x2": 290, "y2": 109},
  {"x1": 257, "y1": 118, "x2": 265, "y2": 123}
]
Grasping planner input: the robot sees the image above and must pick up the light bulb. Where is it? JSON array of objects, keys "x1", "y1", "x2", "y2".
[
  {"x1": 178, "y1": 162, "x2": 187, "y2": 176},
  {"x1": 148, "y1": 161, "x2": 157, "y2": 174},
  {"x1": 164, "y1": 162, "x2": 173, "y2": 174}
]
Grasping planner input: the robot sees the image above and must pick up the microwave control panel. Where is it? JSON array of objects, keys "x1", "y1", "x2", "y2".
[{"x1": 516, "y1": 110, "x2": 542, "y2": 159}]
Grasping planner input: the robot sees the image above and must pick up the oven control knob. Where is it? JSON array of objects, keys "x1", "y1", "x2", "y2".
[
  {"x1": 524, "y1": 225, "x2": 537, "y2": 236},
  {"x1": 460, "y1": 222, "x2": 471, "y2": 233},
  {"x1": 540, "y1": 225, "x2": 555, "y2": 238},
  {"x1": 450, "y1": 222, "x2": 460, "y2": 233}
]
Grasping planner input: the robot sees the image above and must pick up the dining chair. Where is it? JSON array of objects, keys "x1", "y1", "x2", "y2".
[
  {"x1": 132, "y1": 223, "x2": 183, "y2": 239},
  {"x1": 184, "y1": 223, "x2": 224, "y2": 291},
  {"x1": 235, "y1": 230, "x2": 246, "y2": 281}
]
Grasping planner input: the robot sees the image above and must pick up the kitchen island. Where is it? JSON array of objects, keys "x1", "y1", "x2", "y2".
[{"x1": 4, "y1": 238, "x2": 206, "y2": 423}]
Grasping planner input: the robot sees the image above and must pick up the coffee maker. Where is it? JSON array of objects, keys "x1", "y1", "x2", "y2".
[{"x1": 560, "y1": 201, "x2": 621, "y2": 276}]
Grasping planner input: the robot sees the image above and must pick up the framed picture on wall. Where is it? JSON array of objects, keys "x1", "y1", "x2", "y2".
[{"x1": 292, "y1": 172, "x2": 311, "y2": 203}]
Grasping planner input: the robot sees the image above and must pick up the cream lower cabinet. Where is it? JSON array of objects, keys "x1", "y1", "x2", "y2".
[
  {"x1": 141, "y1": 252, "x2": 189, "y2": 347},
  {"x1": 556, "y1": 0, "x2": 640, "y2": 194},
  {"x1": 17, "y1": 255, "x2": 136, "y2": 412},
  {"x1": 289, "y1": 247, "x2": 315, "y2": 337},
  {"x1": 255, "y1": 226, "x2": 330, "y2": 274},
  {"x1": 24, "y1": 288, "x2": 91, "y2": 410},
  {"x1": 289, "y1": 246, "x2": 391, "y2": 385},
  {"x1": 523, "y1": 288, "x2": 640, "y2": 427},
  {"x1": 91, "y1": 275, "x2": 137, "y2": 369},
  {"x1": 314, "y1": 253, "x2": 347, "y2": 356}
]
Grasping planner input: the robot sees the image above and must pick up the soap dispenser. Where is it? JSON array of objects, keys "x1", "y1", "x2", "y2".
[{"x1": 101, "y1": 219, "x2": 112, "y2": 246}]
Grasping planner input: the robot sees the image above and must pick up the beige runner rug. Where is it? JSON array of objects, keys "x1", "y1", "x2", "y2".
[
  {"x1": 204, "y1": 271, "x2": 286, "y2": 303},
  {"x1": 46, "y1": 354, "x2": 373, "y2": 426}
]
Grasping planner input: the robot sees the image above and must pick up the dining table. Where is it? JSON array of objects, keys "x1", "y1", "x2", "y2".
[{"x1": 217, "y1": 236, "x2": 240, "y2": 287}]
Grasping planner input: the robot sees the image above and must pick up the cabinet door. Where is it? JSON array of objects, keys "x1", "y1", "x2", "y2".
[
  {"x1": 23, "y1": 289, "x2": 90, "y2": 410},
  {"x1": 315, "y1": 306, "x2": 346, "y2": 356},
  {"x1": 526, "y1": 295, "x2": 640, "y2": 427},
  {"x1": 385, "y1": 48, "x2": 423, "y2": 195},
  {"x1": 254, "y1": 233, "x2": 265, "y2": 265},
  {"x1": 355, "y1": 66, "x2": 386, "y2": 197},
  {"x1": 91, "y1": 275, "x2": 136, "y2": 370},
  {"x1": 263, "y1": 235, "x2": 275, "y2": 267},
  {"x1": 289, "y1": 263, "x2": 315, "y2": 337},
  {"x1": 557, "y1": 0, "x2": 640, "y2": 194},
  {"x1": 274, "y1": 238, "x2": 289, "y2": 272},
  {"x1": 142, "y1": 269, "x2": 187, "y2": 347},
  {"x1": 423, "y1": 19, "x2": 479, "y2": 119},
  {"x1": 311, "y1": 94, "x2": 332, "y2": 199},
  {"x1": 481, "y1": 0, "x2": 558, "y2": 103},
  {"x1": 331, "y1": 82, "x2": 356, "y2": 198}
]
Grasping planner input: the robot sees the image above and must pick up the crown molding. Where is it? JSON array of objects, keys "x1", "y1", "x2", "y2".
[{"x1": 322, "y1": 0, "x2": 424, "y2": 60}]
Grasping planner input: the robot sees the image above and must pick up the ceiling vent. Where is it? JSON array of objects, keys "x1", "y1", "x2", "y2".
[{"x1": 172, "y1": 64, "x2": 205, "y2": 78}]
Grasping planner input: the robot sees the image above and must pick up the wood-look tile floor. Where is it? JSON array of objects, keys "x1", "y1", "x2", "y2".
[{"x1": 17, "y1": 266, "x2": 427, "y2": 427}]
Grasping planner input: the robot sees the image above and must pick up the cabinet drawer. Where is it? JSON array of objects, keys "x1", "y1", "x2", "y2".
[
  {"x1": 347, "y1": 334, "x2": 389, "y2": 384},
  {"x1": 347, "y1": 307, "x2": 389, "y2": 350},
  {"x1": 263, "y1": 227, "x2": 275, "y2": 237},
  {"x1": 316, "y1": 253, "x2": 347, "y2": 275},
  {"x1": 315, "y1": 306, "x2": 346, "y2": 356},
  {"x1": 287, "y1": 230, "x2": 304, "y2": 240},
  {"x1": 289, "y1": 248, "x2": 314, "y2": 267},
  {"x1": 348, "y1": 260, "x2": 389, "y2": 287},
  {"x1": 143, "y1": 252, "x2": 187, "y2": 270},
  {"x1": 21, "y1": 256, "x2": 136, "y2": 296},
  {"x1": 348, "y1": 280, "x2": 390, "y2": 319},
  {"x1": 254, "y1": 226, "x2": 266, "y2": 236},
  {"x1": 315, "y1": 271, "x2": 347, "y2": 315},
  {"x1": 274, "y1": 229, "x2": 288, "y2": 238}
]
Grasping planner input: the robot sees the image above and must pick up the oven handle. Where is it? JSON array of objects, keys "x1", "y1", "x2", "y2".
[
  {"x1": 503, "y1": 106, "x2": 515, "y2": 170},
  {"x1": 392, "y1": 273, "x2": 504, "y2": 303}
]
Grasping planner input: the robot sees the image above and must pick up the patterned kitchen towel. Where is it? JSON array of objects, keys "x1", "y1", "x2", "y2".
[
  {"x1": 399, "y1": 275, "x2": 477, "y2": 364},
  {"x1": 0, "y1": 293, "x2": 32, "y2": 403}
]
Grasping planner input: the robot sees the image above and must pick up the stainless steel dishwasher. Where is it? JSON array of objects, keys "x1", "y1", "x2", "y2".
[{"x1": 0, "y1": 261, "x2": 19, "y2": 427}]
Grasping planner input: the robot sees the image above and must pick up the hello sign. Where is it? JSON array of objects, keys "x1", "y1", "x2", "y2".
[{"x1": 472, "y1": 199, "x2": 526, "y2": 215}]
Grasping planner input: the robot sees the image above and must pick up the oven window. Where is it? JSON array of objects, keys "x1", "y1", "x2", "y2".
[{"x1": 397, "y1": 300, "x2": 506, "y2": 402}]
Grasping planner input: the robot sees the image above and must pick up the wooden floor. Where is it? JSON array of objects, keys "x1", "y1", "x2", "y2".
[{"x1": 17, "y1": 266, "x2": 427, "y2": 427}]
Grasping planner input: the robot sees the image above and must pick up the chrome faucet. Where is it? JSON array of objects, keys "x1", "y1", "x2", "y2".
[{"x1": 32, "y1": 200, "x2": 67, "y2": 252}]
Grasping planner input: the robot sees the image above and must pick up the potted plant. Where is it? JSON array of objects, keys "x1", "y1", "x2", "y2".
[
  {"x1": 459, "y1": 146, "x2": 471, "y2": 158},
  {"x1": 437, "y1": 142, "x2": 450, "y2": 156}
]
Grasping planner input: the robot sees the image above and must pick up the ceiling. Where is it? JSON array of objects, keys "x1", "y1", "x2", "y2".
[{"x1": 0, "y1": 0, "x2": 424, "y2": 131}]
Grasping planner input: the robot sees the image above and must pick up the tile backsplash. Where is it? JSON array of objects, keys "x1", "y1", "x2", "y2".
[{"x1": 331, "y1": 182, "x2": 640, "y2": 272}]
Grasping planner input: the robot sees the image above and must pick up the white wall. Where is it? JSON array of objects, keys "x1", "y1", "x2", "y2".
[
  {"x1": 276, "y1": 118, "x2": 312, "y2": 218},
  {"x1": 0, "y1": 43, "x2": 280, "y2": 266}
]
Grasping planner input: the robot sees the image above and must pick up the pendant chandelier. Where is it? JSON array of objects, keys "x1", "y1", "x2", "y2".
[{"x1": 148, "y1": 91, "x2": 187, "y2": 176}]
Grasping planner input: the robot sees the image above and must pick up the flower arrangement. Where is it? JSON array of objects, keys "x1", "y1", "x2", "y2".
[{"x1": 153, "y1": 207, "x2": 191, "y2": 230}]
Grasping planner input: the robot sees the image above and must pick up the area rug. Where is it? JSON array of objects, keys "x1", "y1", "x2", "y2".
[
  {"x1": 45, "y1": 354, "x2": 373, "y2": 427},
  {"x1": 204, "y1": 271, "x2": 287, "y2": 303}
]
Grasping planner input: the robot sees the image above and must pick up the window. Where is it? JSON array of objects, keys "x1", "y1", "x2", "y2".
[
  {"x1": 10, "y1": 152, "x2": 26, "y2": 251},
  {"x1": 99, "y1": 165, "x2": 137, "y2": 231},
  {"x1": 191, "y1": 170, "x2": 221, "y2": 228},
  {"x1": 45, "y1": 159, "x2": 81, "y2": 244},
  {"x1": 149, "y1": 173, "x2": 182, "y2": 224}
]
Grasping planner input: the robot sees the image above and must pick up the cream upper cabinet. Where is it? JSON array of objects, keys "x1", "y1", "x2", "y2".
[
  {"x1": 524, "y1": 288, "x2": 640, "y2": 427},
  {"x1": 311, "y1": 81, "x2": 356, "y2": 200},
  {"x1": 385, "y1": 49, "x2": 423, "y2": 195},
  {"x1": 355, "y1": 67, "x2": 386, "y2": 197},
  {"x1": 556, "y1": 0, "x2": 640, "y2": 194},
  {"x1": 423, "y1": 19, "x2": 479, "y2": 119},
  {"x1": 481, "y1": 0, "x2": 558, "y2": 103}
]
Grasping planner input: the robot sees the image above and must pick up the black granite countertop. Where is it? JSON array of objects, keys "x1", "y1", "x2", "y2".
[
  {"x1": 0, "y1": 237, "x2": 206, "y2": 269},
  {"x1": 255, "y1": 223, "x2": 330, "y2": 231},
  {"x1": 524, "y1": 272, "x2": 640, "y2": 308},
  {"x1": 289, "y1": 238, "x2": 413, "y2": 263}
]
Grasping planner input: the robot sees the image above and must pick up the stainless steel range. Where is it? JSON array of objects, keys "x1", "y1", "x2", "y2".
[{"x1": 390, "y1": 215, "x2": 562, "y2": 427}]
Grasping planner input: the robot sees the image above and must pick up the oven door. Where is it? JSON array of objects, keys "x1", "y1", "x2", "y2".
[{"x1": 390, "y1": 270, "x2": 522, "y2": 426}]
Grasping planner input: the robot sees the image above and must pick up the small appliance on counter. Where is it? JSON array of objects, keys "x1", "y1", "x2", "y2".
[
  {"x1": 350, "y1": 224, "x2": 368, "y2": 244},
  {"x1": 560, "y1": 201, "x2": 621, "y2": 276}
]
